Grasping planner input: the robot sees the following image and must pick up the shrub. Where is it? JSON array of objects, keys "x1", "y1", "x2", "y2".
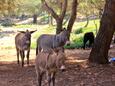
[
  {"x1": 74, "y1": 28, "x2": 83, "y2": 34},
  {"x1": 65, "y1": 35, "x2": 83, "y2": 49},
  {"x1": 1, "y1": 18, "x2": 15, "y2": 27}
]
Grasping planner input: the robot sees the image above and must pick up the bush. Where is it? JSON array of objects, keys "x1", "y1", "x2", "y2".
[
  {"x1": 1, "y1": 18, "x2": 15, "y2": 27},
  {"x1": 65, "y1": 35, "x2": 83, "y2": 49},
  {"x1": 74, "y1": 28, "x2": 83, "y2": 34}
]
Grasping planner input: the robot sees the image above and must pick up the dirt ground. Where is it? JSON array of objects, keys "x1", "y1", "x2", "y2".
[
  {"x1": 0, "y1": 47, "x2": 115, "y2": 86},
  {"x1": 0, "y1": 28, "x2": 115, "y2": 86}
]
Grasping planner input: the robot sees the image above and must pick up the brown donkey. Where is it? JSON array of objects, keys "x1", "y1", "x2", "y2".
[
  {"x1": 15, "y1": 29, "x2": 36, "y2": 67},
  {"x1": 35, "y1": 49, "x2": 66, "y2": 86}
]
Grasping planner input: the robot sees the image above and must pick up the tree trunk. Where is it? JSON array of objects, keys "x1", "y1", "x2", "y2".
[
  {"x1": 67, "y1": 0, "x2": 78, "y2": 39},
  {"x1": 41, "y1": 0, "x2": 77, "y2": 35},
  {"x1": 89, "y1": 0, "x2": 115, "y2": 64},
  {"x1": 84, "y1": 16, "x2": 89, "y2": 28},
  {"x1": 41, "y1": 0, "x2": 67, "y2": 34},
  {"x1": 56, "y1": 19, "x2": 63, "y2": 34},
  {"x1": 93, "y1": 20, "x2": 98, "y2": 35},
  {"x1": 33, "y1": 14, "x2": 37, "y2": 24},
  {"x1": 48, "y1": 14, "x2": 53, "y2": 26},
  {"x1": 50, "y1": 15, "x2": 53, "y2": 25}
]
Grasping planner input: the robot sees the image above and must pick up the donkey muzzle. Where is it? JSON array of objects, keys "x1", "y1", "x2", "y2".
[
  {"x1": 65, "y1": 41, "x2": 71, "y2": 46},
  {"x1": 60, "y1": 65, "x2": 66, "y2": 72},
  {"x1": 26, "y1": 40, "x2": 30, "y2": 44}
]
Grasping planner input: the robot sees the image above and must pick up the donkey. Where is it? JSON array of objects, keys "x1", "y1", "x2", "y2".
[
  {"x1": 15, "y1": 29, "x2": 36, "y2": 67},
  {"x1": 83, "y1": 32, "x2": 94, "y2": 49},
  {"x1": 35, "y1": 49, "x2": 66, "y2": 86},
  {"x1": 36, "y1": 28, "x2": 70, "y2": 55}
]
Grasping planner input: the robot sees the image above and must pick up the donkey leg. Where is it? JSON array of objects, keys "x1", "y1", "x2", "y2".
[
  {"x1": 47, "y1": 72, "x2": 51, "y2": 86},
  {"x1": 83, "y1": 38, "x2": 87, "y2": 49},
  {"x1": 16, "y1": 48, "x2": 20, "y2": 64},
  {"x1": 36, "y1": 47, "x2": 38, "y2": 56},
  {"x1": 51, "y1": 72, "x2": 56, "y2": 86},
  {"x1": 37, "y1": 72, "x2": 43, "y2": 86},
  {"x1": 27, "y1": 49, "x2": 30, "y2": 66},
  {"x1": 62, "y1": 47, "x2": 64, "y2": 53},
  {"x1": 36, "y1": 46, "x2": 38, "y2": 56},
  {"x1": 89, "y1": 40, "x2": 92, "y2": 48},
  {"x1": 36, "y1": 43, "x2": 42, "y2": 56},
  {"x1": 89, "y1": 39, "x2": 94, "y2": 48},
  {"x1": 20, "y1": 50, "x2": 25, "y2": 67},
  {"x1": 83, "y1": 42, "x2": 86, "y2": 49}
]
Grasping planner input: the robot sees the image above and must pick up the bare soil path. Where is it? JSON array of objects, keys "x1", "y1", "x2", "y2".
[
  {"x1": 0, "y1": 48, "x2": 115, "y2": 86},
  {"x1": 0, "y1": 28, "x2": 115, "y2": 86}
]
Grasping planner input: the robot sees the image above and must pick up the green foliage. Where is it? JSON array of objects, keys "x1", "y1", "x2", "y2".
[
  {"x1": 65, "y1": 19, "x2": 100, "y2": 49},
  {"x1": 74, "y1": 28, "x2": 83, "y2": 34},
  {"x1": 65, "y1": 33, "x2": 83, "y2": 49},
  {"x1": 65, "y1": 36, "x2": 83, "y2": 49}
]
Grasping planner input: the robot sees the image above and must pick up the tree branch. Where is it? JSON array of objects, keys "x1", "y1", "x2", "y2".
[
  {"x1": 41, "y1": 0, "x2": 59, "y2": 20},
  {"x1": 59, "y1": 0, "x2": 67, "y2": 20},
  {"x1": 67, "y1": 0, "x2": 78, "y2": 32}
]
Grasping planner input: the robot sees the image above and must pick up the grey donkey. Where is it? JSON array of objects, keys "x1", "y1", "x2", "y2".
[
  {"x1": 15, "y1": 29, "x2": 36, "y2": 67},
  {"x1": 35, "y1": 49, "x2": 66, "y2": 86},
  {"x1": 36, "y1": 28, "x2": 70, "y2": 55}
]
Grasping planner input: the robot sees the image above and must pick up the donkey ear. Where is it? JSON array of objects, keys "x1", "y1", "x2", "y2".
[
  {"x1": 30, "y1": 30, "x2": 37, "y2": 34},
  {"x1": 18, "y1": 31, "x2": 25, "y2": 33}
]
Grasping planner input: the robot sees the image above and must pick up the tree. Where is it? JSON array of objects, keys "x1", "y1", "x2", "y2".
[
  {"x1": 78, "y1": 0, "x2": 93, "y2": 27},
  {"x1": 77, "y1": 0, "x2": 105, "y2": 28},
  {"x1": 0, "y1": 0, "x2": 18, "y2": 17},
  {"x1": 0, "y1": 0, "x2": 41, "y2": 17},
  {"x1": 67, "y1": 0, "x2": 77, "y2": 38},
  {"x1": 17, "y1": 0, "x2": 41, "y2": 15},
  {"x1": 90, "y1": 0, "x2": 105, "y2": 18},
  {"x1": 41, "y1": 0, "x2": 67, "y2": 34},
  {"x1": 89, "y1": 0, "x2": 115, "y2": 64},
  {"x1": 41, "y1": 0, "x2": 78, "y2": 35},
  {"x1": 33, "y1": 14, "x2": 37, "y2": 24}
]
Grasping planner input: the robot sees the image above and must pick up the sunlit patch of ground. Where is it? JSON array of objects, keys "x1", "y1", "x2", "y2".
[{"x1": 0, "y1": 49, "x2": 36, "y2": 62}]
